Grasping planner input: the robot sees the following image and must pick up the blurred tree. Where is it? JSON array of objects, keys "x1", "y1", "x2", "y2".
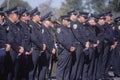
[
  {"x1": 60, "y1": 0, "x2": 84, "y2": 15},
  {"x1": 1, "y1": 0, "x2": 31, "y2": 10},
  {"x1": 60, "y1": 0, "x2": 120, "y2": 14},
  {"x1": 108, "y1": 0, "x2": 120, "y2": 12},
  {"x1": 88, "y1": 0, "x2": 108, "y2": 12},
  {"x1": 38, "y1": 0, "x2": 61, "y2": 19}
]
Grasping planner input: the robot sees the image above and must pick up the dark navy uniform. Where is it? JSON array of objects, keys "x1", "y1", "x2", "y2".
[
  {"x1": 3, "y1": 6, "x2": 25, "y2": 80},
  {"x1": 28, "y1": 7, "x2": 45, "y2": 80},
  {"x1": 70, "y1": 20, "x2": 84, "y2": 80},
  {"x1": 19, "y1": 21, "x2": 31, "y2": 80},
  {"x1": 0, "y1": 24, "x2": 7, "y2": 79},
  {"x1": 95, "y1": 23, "x2": 106, "y2": 79},
  {"x1": 0, "y1": 7, "x2": 6, "y2": 79},
  {"x1": 112, "y1": 17, "x2": 120, "y2": 77},
  {"x1": 82, "y1": 22, "x2": 97, "y2": 80},
  {"x1": 95, "y1": 14, "x2": 110, "y2": 79},
  {"x1": 101, "y1": 22, "x2": 116, "y2": 77},
  {"x1": 56, "y1": 15, "x2": 76, "y2": 80},
  {"x1": 38, "y1": 12, "x2": 55, "y2": 80},
  {"x1": 28, "y1": 20, "x2": 44, "y2": 80},
  {"x1": 5, "y1": 20, "x2": 24, "y2": 80},
  {"x1": 19, "y1": 10, "x2": 32, "y2": 79}
]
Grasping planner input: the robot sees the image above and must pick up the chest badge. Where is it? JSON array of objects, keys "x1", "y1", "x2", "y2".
[
  {"x1": 73, "y1": 24, "x2": 77, "y2": 29},
  {"x1": 118, "y1": 26, "x2": 120, "y2": 30},
  {"x1": 42, "y1": 29, "x2": 44, "y2": 34},
  {"x1": 57, "y1": 28, "x2": 61, "y2": 33},
  {"x1": 6, "y1": 26, "x2": 9, "y2": 31}
]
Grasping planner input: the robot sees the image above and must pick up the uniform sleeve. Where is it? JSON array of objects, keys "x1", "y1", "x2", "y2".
[
  {"x1": 7, "y1": 28, "x2": 20, "y2": 53},
  {"x1": 22, "y1": 27, "x2": 31, "y2": 52},
  {"x1": 43, "y1": 28, "x2": 55, "y2": 53},
  {"x1": 30, "y1": 28, "x2": 43, "y2": 49},
  {"x1": 56, "y1": 28, "x2": 71, "y2": 51},
  {"x1": 0, "y1": 26, "x2": 6, "y2": 48}
]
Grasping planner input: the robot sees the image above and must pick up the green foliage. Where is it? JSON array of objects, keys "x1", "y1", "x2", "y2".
[
  {"x1": 1, "y1": 0, "x2": 31, "y2": 10},
  {"x1": 61, "y1": 0, "x2": 120, "y2": 14},
  {"x1": 108, "y1": 0, "x2": 120, "y2": 12},
  {"x1": 60, "y1": 0, "x2": 84, "y2": 15}
]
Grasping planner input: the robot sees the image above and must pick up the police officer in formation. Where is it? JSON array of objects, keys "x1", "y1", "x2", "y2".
[{"x1": 0, "y1": 6, "x2": 120, "y2": 80}]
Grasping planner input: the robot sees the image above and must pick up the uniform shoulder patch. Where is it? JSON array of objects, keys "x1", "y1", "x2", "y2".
[
  {"x1": 29, "y1": 25, "x2": 33, "y2": 29},
  {"x1": 73, "y1": 24, "x2": 78, "y2": 29},
  {"x1": 6, "y1": 26, "x2": 9, "y2": 31},
  {"x1": 57, "y1": 28, "x2": 61, "y2": 33},
  {"x1": 42, "y1": 29, "x2": 44, "y2": 34},
  {"x1": 118, "y1": 26, "x2": 120, "y2": 30},
  {"x1": 112, "y1": 26, "x2": 115, "y2": 30}
]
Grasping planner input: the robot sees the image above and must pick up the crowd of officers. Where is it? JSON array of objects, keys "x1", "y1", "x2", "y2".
[{"x1": 0, "y1": 6, "x2": 120, "y2": 80}]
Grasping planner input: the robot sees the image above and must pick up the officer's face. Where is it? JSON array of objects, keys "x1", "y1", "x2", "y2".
[
  {"x1": 105, "y1": 16, "x2": 112, "y2": 22},
  {"x1": 62, "y1": 19, "x2": 70, "y2": 26},
  {"x1": 78, "y1": 16, "x2": 86, "y2": 23},
  {"x1": 98, "y1": 19, "x2": 105, "y2": 25},
  {"x1": 0, "y1": 15, "x2": 4, "y2": 23},
  {"x1": 9, "y1": 13, "x2": 19, "y2": 22},
  {"x1": 44, "y1": 20, "x2": 52, "y2": 27},
  {"x1": 33, "y1": 15, "x2": 41, "y2": 22},
  {"x1": 71, "y1": 13, "x2": 77, "y2": 20},
  {"x1": 21, "y1": 15, "x2": 30, "y2": 21},
  {"x1": 88, "y1": 19, "x2": 96, "y2": 26}
]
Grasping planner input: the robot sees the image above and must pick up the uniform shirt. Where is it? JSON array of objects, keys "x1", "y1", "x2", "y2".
[
  {"x1": 19, "y1": 20, "x2": 31, "y2": 52},
  {"x1": 6, "y1": 19, "x2": 23, "y2": 53},
  {"x1": 42, "y1": 25, "x2": 55, "y2": 53},
  {"x1": 84, "y1": 23, "x2": 97, "y2": 44},
  {"x1": 96, "y1": 23, "x2": 106, "y2": 42},
  {"x1": 104, "y1": 23, "x2": 116, "y2": 44},
  {"x1": 56, "y1": 24, "x2": 76, "y2": 51},
  {"x1": 0, "y1": 24, "x2": 6, "y2": 48},
  {"x1": 115, "y1": 23, "x2": 120, "y2": 42},
  {"x1": 28, "y1": 20, "x2": 44, "y2": 50}
]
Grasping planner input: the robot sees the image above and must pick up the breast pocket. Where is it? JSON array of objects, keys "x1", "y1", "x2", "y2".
[
  {"x1": 85, "y1": 30, "x2": 90, "y2": 37},
  {"x1": 24, "y1": 32, "x2": 30, "y2": 39}
]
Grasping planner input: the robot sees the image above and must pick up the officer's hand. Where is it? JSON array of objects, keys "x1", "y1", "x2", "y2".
[
  {"x1": 5, "y1": 44, "x2": 11, "y2": 51},
  {"x1": 97, "y1": 40, "x2": 100, "y2": 45},
  {"x1": 52, "y1": 48, "x2": 56, "y2": 54},
  {"x1": 114, "y1": 41, "x2": 118, "y2": 45},
  {"x1": 30, "y1": 48, "x2": 33, "y2": 54},
  {"x1": 19, "y1": 46, "x2": 24, "y2": 53},
  {"x1": 85, "y1": 41, "x2": 90, "y2": 49},
  {"x1": 93, "y1": 44, "x2": 98, "y2": 48},
  {"x1": 111, "y1": 44, "x2": 116, "y2": 49},
  {"x1": 42, "y1": 44, "x2": 46, "y2": 51},
  {"x1": 25, "y1": 52, "x2": 30, "y2": 55},
  {"x1": 111, "y1": 41, "x2": 118, "y2": 49},
  {"x1": 70, "y1": 46, "x2": 76, "y2": 52}
]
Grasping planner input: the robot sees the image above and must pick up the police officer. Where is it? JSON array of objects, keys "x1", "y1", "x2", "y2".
[
  {"x1": 85, "y1": 14, "x2": 99, "y2": 80},
  {"x1": 5, "y1": 6, "x2": 24, "y2": 80},
  {"x1": 112, "y1": 17, "x2": 120, "y2": 77},
  {"x1": 18, "y1": 7, "x2": 32, "y2": 80},
  {"x1": 28, "y1": 7, "x2": 46, "y2": 80},
  {"x1": 74, "y1": 11, "x2": 90, "y2": 80},
  {"x1": 47, "y1": 19, "x2": 60, "y2": 79},
  {"x1": 103, "y1": 11, "x2": 118, "y2": 78},
  {"x1": 79, "y1": 13, "x2": 97, "y2": 80},
  {"x1": 95, "y1": 13, "x2": 107, "y2": 79},
  {"x1": 56, "y1": 14, "x2": 76, "y2": 80},
  {"x1": 39, "y1": 12, "x2": 56, "y2": 80},
  {"x1": 0, "y1": 7, "x2": 8, "y2": 79},
  {"x1": 67, "y1": 10, "x2": 86, "y2": 80}
]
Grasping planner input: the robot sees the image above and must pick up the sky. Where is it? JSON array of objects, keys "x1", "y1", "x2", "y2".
[
  {"x1": 24, "y1": 0, "x2": 65, "y2": 8},
  {"x1": 0, "y1": 0, "x2": 65, "y2": 8}
]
